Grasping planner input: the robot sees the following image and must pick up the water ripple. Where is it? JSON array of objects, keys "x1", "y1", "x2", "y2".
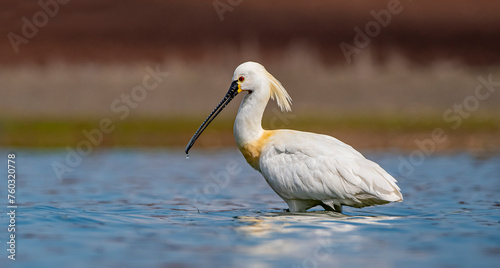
[{"x1": 1, "y1": 149, "x2": 499, "y2": 268}]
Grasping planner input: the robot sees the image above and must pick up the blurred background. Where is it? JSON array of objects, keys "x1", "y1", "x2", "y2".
[{"x1": 2, "y1": 0, "x2": 500, "y2": 151}]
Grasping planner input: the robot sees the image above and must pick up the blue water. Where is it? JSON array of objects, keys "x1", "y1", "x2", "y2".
[{"x1": 1, "y1": 149, "x2": 499, "y2": 267}]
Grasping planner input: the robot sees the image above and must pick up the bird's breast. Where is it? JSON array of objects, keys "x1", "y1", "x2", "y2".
[{"x1": 238, "y1": 130, "x2": 275, "y2": 171}]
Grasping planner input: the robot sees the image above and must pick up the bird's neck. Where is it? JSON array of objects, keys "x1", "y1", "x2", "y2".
[{"x1": 233, "y1": 90, "x2": 269, "y2": 147}]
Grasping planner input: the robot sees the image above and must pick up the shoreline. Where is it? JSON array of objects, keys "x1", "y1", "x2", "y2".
[{"x1": 2, "y1": 117, "x2": 498, "y2": 152}]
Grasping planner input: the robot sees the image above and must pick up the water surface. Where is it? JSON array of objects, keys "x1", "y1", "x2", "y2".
[{"x1": 1, "y1": 149, "x2": 499, "y2": 267}]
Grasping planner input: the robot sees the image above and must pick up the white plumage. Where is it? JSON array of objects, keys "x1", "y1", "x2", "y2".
[
  {"x1": 259, "y1": 130, "x2": 402, "y2": 212},
  {"x1": 186, "y1": 61, "x2": 403, "y2": 212}
]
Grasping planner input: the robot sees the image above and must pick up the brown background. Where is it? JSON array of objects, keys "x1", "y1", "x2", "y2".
[{"x1": 2, "y1": 0, "x2": 500, "y2": 65}]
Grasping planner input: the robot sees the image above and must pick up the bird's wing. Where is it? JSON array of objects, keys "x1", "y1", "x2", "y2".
[{"x1": 259, "y1": 130, "x2": 402, "y2": 207}]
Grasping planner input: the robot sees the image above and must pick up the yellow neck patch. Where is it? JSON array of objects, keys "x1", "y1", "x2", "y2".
[{"x1": 238, "y1": 130, "x2": 274, "y2": 170}]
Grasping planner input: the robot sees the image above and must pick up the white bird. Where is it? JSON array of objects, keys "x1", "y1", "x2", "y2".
[{"x1": 186, "y1": 61, "x2": 403, "y2": 212}]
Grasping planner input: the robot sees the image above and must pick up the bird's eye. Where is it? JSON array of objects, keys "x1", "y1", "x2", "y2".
[{"x1": 238, "y1": 76, "x2": 245, "y2": 82}]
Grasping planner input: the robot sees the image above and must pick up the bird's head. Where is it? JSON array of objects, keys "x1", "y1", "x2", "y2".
[
  {"x1": 185, "y1": 61, "x2": 292, "y2": 154},
  {"x1": 232, "y1": 62, "x2": 292, "y2": 112}
]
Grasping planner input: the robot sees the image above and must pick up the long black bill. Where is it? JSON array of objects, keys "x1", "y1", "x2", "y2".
[{"x1": 185, "y1": 80, "x2": 240, "y2": 154}]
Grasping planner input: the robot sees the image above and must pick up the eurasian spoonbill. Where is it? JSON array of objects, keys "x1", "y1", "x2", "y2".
[{"x1": 185, "y1": 62, "x2": 403, "y2": 212}]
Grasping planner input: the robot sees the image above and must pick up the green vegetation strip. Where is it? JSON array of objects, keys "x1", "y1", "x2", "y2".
[{"x1": 1, "y1": 114, "x2": 499, "y2": 148}]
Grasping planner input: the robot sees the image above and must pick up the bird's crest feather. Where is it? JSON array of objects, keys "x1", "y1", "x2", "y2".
[{"x1": 266, "y1": 71, "x2": 292, "y2": 112}]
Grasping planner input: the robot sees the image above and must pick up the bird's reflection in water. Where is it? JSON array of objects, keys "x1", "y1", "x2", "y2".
[
  {"x1": 237, "y1": 211, "x2": 399, "y2": 236},
  {"x1": 234, "y1": 211, "x2": 400, "y2": 258}
]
